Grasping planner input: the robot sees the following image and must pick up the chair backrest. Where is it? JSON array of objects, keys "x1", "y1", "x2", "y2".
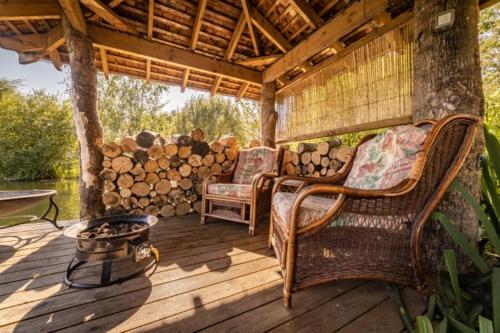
[
  {"x1": 344, "y1": 124, "x2": 432, "y2": 190},
  {"x1": 232, "y1": 146, "x2": 280, "y2": 184}
]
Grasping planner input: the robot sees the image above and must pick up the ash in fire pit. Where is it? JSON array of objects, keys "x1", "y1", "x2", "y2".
[
  {"x1": 79, "y1": 222, "x2": 147, "y2": 239},
  {"x1": 63, "y1": 214, "x2": 159, "y2": 289}
]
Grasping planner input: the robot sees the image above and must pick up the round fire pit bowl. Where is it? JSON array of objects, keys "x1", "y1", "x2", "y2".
[{"x1": 63, "y1": 214, "x2": 159, "y2": 289}]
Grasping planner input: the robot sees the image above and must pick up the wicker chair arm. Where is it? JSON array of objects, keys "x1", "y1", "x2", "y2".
[
  {"x1": 201, "y1": 168, "x2": 236, "y2": 195},
  {"x1": 251, "y1": 172, "x2": 278, "y2": 194},
  {"x1": 272, "y1": 173, "x2": 346, "y2": 196}
]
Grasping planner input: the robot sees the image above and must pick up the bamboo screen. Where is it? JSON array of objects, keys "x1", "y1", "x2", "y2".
[{"x1": 276, "y1": 20, "x2": 414, "y2": 142}]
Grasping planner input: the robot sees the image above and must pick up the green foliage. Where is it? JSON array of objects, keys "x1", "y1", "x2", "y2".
[
  {"x1": 96, "y1": 75, "x2": 171, "y2": 142},
  {"x1": 480, "y1": 4, "x2": 500, "y2": 138},
  {"x1": 170, "y1": 95, "x2": 260, "y2": 144},
  {"x1": 0, "y1": 79, "x2": 78, "y2": 180}
]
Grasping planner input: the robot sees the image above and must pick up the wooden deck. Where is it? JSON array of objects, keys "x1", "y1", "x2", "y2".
[{"x1": 0, "y1": 215, "x2": 425, "y2": 333}]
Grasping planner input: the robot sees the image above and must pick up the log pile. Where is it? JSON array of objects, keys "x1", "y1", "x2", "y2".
[
  {"x1": 281, "y1": 138, "x2": 354, "y2": 177},
  {"x1": 100, "y1": 129, "x2": 239, "y2": 217}
]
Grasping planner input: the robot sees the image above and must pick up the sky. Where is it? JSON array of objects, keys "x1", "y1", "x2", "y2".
[{"x1": 0, "y1": 49, "x2": 204, "y2": 112}]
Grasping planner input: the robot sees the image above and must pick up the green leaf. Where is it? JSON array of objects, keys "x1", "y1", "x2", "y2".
[
  {"x1": 448, "y1": 315, "x2": 479, "y2": 333},
  {"x1": 452, "y1": 181, "x2": 500, "y2": 255},
  {"x1": 493, "y1": 268, "x2": 500, "y2": 333},
  {"x1": 481, "y1": 158, "x2": 500, "y2": 226},
  {"x1": 427, "y1": 294, "x2": 437, "y2": 319},
  {"x1": 432, "y1": 212, "x2": 490, "y2": 274},
  {"x1": 443, "y1": 250, "x2": 464, "y2": 317},
  {"x1": 436, "y1": 318, "x2": 448, "y2": 333},
  {"x1": 417, "y1": 316, "x2": 434, "y2": 333},
  {"x1": 467, "y1": 303, "x2": 484, "y2": 327},
  {"x1": 479, "y1": 316, "x2": 494, "y2": 333},
  {"x1": 484, "y1": 125, "x2": 500, "y2": 182}
]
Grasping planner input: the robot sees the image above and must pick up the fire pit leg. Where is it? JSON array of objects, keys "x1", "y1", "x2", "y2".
[
  {"x1": 101, "y1": 261, "x2": 112, "y2": 283},
  {"x1": 39, "y1": 194, "x2": 62, "y2": 229}
]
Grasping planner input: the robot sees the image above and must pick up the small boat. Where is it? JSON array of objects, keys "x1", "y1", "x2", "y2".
[{"x1": 0, "y1": 190, "x2": 61, "y2": 229}]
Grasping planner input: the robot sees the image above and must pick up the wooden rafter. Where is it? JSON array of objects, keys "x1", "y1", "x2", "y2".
[
  {"x1": 235, "y1": 54, "x2": 281, "y2": 67},
  {"x1": 79, "y1": 0, "x2": 139, "y2": 35},
  {"x1": 88, "y1": 0, "x2": 124, "y2": 21},
  {"x1": 146, "y1": 59, "x2": 151, "y2": 82},
  {"x1": 0, "y1": 0, "x2": 61, "y2": 21},
  {"x1": 288, "y1": 0, "x2": 324, "y2": 28},
  {"x1": 264, "y1": 0, "x2": 389, "y2": 82},
  {"x1": 250, "y1": 8, "x2": 292, "y2": 52},
  {"x1": 0, "y1": 34, "x2": 46, "y2": 52},
  {"x1": 240, "y1": 0, "x2": 260, "y2": 56},
  {"x1": 49, "y1": 49, "x2": 63, "y2": 70},
  {"x1": 88, "y1": 24, "x2": 262, "y2": 84},
  {"x1": 147, "y1": 0, "x2": 155, "y2": 40},
  {"x1": 181, "y1": 69, "x2": 190, "y2": 92},
  {"x1": 190, "y1": 0, "x2": 208, "y2": 49},
  {"x1": 100, "y1": 47, "x2": 110, "y2": 79},
  {"x1": 5, "y1": 21, "x2": 22, "y2": 35},
  {"x1": 225, "y1": 13, "x2": 246, "y2": 61},
  {"x1": 211, "y1": 76, "x2": 222, "y2": 95},
  {"x1": 236, "y1": 82, "x2": 249, "y2": 100},
  {"x1": 58, "y1": 0, "x2": 87, "y2": 33}
]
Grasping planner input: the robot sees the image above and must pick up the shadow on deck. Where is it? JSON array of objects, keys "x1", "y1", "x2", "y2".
[{"x1": 0, "y1": 214, "x2": 425, "y2": 332}]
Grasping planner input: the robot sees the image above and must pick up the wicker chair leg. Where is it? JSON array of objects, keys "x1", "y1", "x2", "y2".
[{"x1": 283, "y1": 289, "x2": 292, "y2": 308}]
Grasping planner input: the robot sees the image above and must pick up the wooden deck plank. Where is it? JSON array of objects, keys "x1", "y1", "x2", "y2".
[
  {"x1": 268, "y1": 282, "x2": 391, "y2": 333},
  {"x1": 0, "y1": 215, "x2": 424, "y2": 333},
  {"x1": 0, "y1": 243, "x2": 270, "y2": 309}
]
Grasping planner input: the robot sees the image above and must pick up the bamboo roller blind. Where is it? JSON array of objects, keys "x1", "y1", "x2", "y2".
[{"x1": 276, "y1": 20, "x2": 414, "y2": 142}]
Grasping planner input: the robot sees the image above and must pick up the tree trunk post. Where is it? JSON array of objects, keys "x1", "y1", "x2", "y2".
[
  {"x1": 62, "y1": 14, "x2": 105, "y2": 219},
  {"x1": 260, "y1": 81, "x2": 278, "y2": 147},
  {"x1": 413, "y1": 0, "x2": 484, "y2": 267}
]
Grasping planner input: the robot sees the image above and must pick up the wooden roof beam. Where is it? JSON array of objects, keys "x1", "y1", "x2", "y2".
[
  {"x1": 264, "y1": 0, "x2": 389, "y2": 82},
  {"x1": 250, "y1": 8, "x2": 292, "y2": 53},
  {"x1": 100, "y1": 47, "x2": 109, "y2": 79},
  {"x1": 225, "y1": 13, "x2": 246, "y2": 61},
  {"x1": 0, "y1": 0, "x2": 61, "y2": 20},
  {"x1": 79, "y1": 0, "x2": 139, "y2": 35},
  {"x1": 211, "y1": 76, "x2": 222, "y2": 96},
  {"x1": 181, "y1": 69, "x2": 190, "y2": 92},
  {"x1": 236, "y1": 82, "x2": 249, "y2": 100},
  {"x1": 235, "y1": 54, "x2": 281, "y2": 67},
  {"x1": 288, "y1": 0, "x2": 324, "y2": 29},
  {"x1": 49, "y1": 49, "x2": 63, "y2": 70},
  {"x1": 88, "y1": 0, "x2": 124, "y2": 21},
  {"x1": 190, "y1": 0, "x2": 208, "y2": 49},
  {"x1": 88, "y1": 24, "x2": 262, "y2": 84},
  {"x1": 58, "y1": 0, "x2": 87, "y2": 34},
  {"x1": 147, "y1": 0, "x2": 155, "y2": 40},
  {"x1": 241, "y1": 0, "x2": 260, "y2": 56}
]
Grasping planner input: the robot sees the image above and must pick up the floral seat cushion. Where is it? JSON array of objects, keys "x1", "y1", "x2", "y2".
[
  {"x1": 273, "y1": 192, "x2": 336, "y2": 228},
  {"x1": 344, "y1": 125, "x2": 431, "y2": 190},
  {"x1": 207, "y1": 183, "x2": 252, "y2": 198},
  {"x1": 233, "y1": 148, "x2": 278, "y2": 184}
]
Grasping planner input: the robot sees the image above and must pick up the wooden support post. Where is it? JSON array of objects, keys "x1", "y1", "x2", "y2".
[
  {"x1": 413, "y1": 0, "x2": 484, "y2": 265},
  {"x1": 260, "y1": 81, "x2": 277, "y2": 147},
  {"x1": 62, "y1": 13, "x2": 105, "y2": 219}
]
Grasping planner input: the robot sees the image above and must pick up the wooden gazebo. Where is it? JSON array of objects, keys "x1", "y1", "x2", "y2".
[{"x1": 0, "y1": 0, "x2": 494, "y2": 240}]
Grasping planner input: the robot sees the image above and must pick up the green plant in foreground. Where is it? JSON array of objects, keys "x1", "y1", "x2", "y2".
[{"x1": 412, "y1": 125, "x2": 500, "y2": 333}]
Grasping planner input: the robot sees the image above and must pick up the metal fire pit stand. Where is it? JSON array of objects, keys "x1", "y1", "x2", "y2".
[{"x1": 64, "y1": 251, "x2": 159, "y2": 289}]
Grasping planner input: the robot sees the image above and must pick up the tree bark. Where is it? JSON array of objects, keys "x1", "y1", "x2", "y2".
[
  {"x1": 260, "y1": 81, "x2": 277, "y2": 147},
  {"x1": 413, "y1": 0, "x2": 484, "y2": 268},
  {"x1": 62, "y1": 14, "x2": 105, "y2": 220}
]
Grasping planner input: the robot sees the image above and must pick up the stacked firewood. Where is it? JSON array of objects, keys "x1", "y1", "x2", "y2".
[
  {"x1": 281, "y1": 138, "x2": 353, "y2": 177},
  {"x1": 99, "y1": 128, "x2": 239, "y2": 217}
]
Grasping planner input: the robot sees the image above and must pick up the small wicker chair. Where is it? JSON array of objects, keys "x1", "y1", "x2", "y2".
[
  {"x1": 269, "y1": 114, "x2": 479, "y2": 307},
  {"x1": 201, "y1": 146, "x2": 283, "y2": 235}
]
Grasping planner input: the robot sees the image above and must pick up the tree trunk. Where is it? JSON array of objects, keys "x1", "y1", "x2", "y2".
[
  {"x1": 260, "y1": 81, "x2": 277, "y2": 147},
  {"x1": 62, "y1": 14, "x2": 105, "y2": 220},
  {"x1": 413, "y1": 0, "x2": 484, "y2": 269}
]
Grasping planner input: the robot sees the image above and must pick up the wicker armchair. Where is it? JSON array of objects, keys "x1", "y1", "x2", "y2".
[
  {"x1": 269, "y1": 114, "x2": 479, "y2": 307},
  {"x1": 201, "y1": 146, "x2": 283, "y2": 235}
]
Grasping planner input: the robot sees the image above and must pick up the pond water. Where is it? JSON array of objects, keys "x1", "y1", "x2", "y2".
[{"x1": 0, "y1": 179, "x2": 80, "y2": 227}]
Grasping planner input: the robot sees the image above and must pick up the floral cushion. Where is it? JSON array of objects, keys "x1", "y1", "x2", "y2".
[
  {"x1": 233, "y1": 147, "x2": 278, "y2": 184},
  {"x1": 344, "y1": 125, "x2": 431, "y2": 190},
  {"x1": 207, "y1": 183, "x2": 252, "y2": 198},
  {"x1": 273, "y1": 192, "x2": 336, "y2": 228}
]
